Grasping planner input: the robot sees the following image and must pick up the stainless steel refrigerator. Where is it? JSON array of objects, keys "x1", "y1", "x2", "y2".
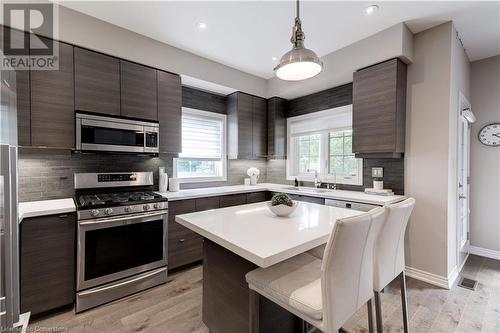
[{"x1": 0, "y1": 68, "x2": 29, "y2": 331}]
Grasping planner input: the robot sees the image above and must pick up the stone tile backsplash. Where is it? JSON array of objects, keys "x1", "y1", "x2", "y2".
[
  {"x1": 18, "y1": 148, "x2": 404, "y2": 202},
  {"x1": 18, "y1": 148, "x2": 268, "y2": 202}
]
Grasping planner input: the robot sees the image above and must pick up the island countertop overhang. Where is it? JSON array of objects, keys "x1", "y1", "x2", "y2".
[{"x1": 175, "y1": 201, "x2": 364, "y2": 268}]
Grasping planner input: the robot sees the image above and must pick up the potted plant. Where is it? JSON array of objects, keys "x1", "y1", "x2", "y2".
[
  {"x1": 268, "y1": 193, "x2": 298, "y2": 217},
  {"x1": 373, "y1": 177, "x2": 384, "y2": 190}
]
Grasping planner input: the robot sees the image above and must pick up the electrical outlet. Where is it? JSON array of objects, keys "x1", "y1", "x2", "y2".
[{"x1": 372, "y1": 167, "x2": 383, "y2": 178}]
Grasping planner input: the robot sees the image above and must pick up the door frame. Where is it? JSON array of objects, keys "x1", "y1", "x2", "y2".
[{"x1": 457, "y1": 92, "x2": 474, "y2": 272}]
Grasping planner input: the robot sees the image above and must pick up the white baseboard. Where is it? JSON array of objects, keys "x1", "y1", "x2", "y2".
[
  {"x1": 470, "y1": 246, "x2": 500, "y2": 260},
  {"x1": 447, "y1": 265, "x2": 459, "y2": 289},
  {"x1": 405, "y1": 266, "x2": 452, "y2": 289}
]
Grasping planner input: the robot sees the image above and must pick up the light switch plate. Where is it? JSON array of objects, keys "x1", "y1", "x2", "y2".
[{"x1": 372, "y1": 167, "x2": 383, "y2": 178}]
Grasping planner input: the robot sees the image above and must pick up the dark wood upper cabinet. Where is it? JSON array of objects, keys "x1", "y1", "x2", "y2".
[
  {"x1": 227, "y1": 92, "x2": 267, "y2": 159},
  {"x1": 267, "y1": 97, "x2": 287, "y2": 159},
  {"x1": 16, "y1": 69, "x2": 31, "y2": 146},
  {"x1": 30, "y1": 39, "x2": 74, "y2": 148},
  {"x1": 252, "y1": 96, "x2": 267, "y2": 158},
  {"x1": 74, "y1": 47, "x2": 120, "y2": 115},
  {"x1": 227, "y1": 92, "x2": 253, "y2": 159},
  {"x1": 20, "y1": 213, "x2": 76, "y2": 315},
  {"x1": 157, "y1": 71, "x2": 182, "y2": 153},
  {"x1": 352, "y1": 58, "x2": 407, "y2": 158},
  {"x1": 0, "y1": 26, "x2": 31, "y2": 146},
  {"x1": 120, "y1": 60, "x2": 158, "y2": 120}
]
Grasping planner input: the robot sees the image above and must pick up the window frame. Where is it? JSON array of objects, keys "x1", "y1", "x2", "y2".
[
  {"x1": 286, "y1": 106, "x2": 363, "y2": 186},
  {"x1": 173, "y1": 108, "x2": 227, "y2": 183}
]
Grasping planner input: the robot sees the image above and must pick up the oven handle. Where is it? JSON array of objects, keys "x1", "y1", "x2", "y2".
[
  {"x1": 78, "y1": 267, "x2": 167, "y2": 296},
  {"x1": 79, "y1": 210, "x2": 167, "y2": 226}
]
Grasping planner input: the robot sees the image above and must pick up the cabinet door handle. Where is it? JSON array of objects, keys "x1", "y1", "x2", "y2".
[
  {"x1": 59, "y1": 214, "x2": 68, "y2": 218},
  {"x1": 179, "y1": 239, "x2": 185, "y2": 243}
]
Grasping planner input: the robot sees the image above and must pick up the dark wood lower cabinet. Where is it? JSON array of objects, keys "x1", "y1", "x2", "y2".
[
  {"x1": 195, "y1": 197, "x2": 220, "y2": 211},
  {"x1": 20, "y1": 213, "x2": 75, "y2": 316},
  {"x1": 167, "y1": 199, "x2": 201, "y2": 270},
  {"x1": 246, "y1": 191, "x2": 269, "y2": 204},
  {"x1": 284, "y1": 193, "x2": 325, "y2": 205},
  {"x1": 219, "y1": 193, "x2": 248, "y2": 208},
  {"x1": 168, "y1": 218, "x2": 203, "y2": 270}
]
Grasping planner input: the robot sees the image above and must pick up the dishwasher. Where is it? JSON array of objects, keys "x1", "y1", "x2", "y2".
[{"x1": 325, "y1": 199, "x2": 380, "y2": 212}]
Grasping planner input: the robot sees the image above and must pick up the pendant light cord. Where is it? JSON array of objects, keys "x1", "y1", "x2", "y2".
[{"x1": 291, "y1": 0, "x2": 305, "y2": 47}]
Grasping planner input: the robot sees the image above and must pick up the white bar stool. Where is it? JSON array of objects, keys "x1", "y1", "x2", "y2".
[
  {"x1": 246, "y1": 207, "x2": 386, "y2": 333},
  {"x1": 373, "y1": 198, "x2": 416, "y2": 333}
]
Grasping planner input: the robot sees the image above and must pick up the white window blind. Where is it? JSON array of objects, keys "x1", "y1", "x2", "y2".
[
  {"x1": 175, "y1": 108, "x2": 227, "y2": 183},
  {"x1": 179, "y1": 111, "x2": 223, "y2": 160},
  {"x1": 288, "y1": 105, "x2": 352, "y2": 137}
]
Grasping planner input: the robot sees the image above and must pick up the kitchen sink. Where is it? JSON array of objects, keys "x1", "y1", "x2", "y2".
[{"x1": 283, "y1": 187, "x2": 332, "y2": 194}]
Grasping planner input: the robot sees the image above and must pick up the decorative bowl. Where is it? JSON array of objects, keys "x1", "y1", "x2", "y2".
[{"x1": 267, "y1": 201, "x2": 298, "y2": 217}]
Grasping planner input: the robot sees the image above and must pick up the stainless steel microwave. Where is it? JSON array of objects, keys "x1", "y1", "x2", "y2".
[{"x1": 76, "y1": 113, "x2": 159, "y2": 154}]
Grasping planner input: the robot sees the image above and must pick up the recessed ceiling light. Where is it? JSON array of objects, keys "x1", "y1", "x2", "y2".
[
  {"x1": 364, "y1": 5, "x2": 379, "y2": 16},
  {"x1": 197, "y1": 22, "x2": 207, "y2": 30},
  {"x1": 272, "y1": 57, "x2": 277, "y2": 61}
]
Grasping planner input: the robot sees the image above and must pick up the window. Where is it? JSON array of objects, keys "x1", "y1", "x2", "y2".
[
  {"x1": 174, "y1": 108, "x2": 227, "y2": 182},
  {"x1": 287, "y1": 105, "x2": 363, "y2": 185}
]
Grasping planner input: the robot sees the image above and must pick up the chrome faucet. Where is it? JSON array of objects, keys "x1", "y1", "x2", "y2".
[
  {"x1": 330, "y1": 170, "x2": 337, "y2": 190},
  {"x1": 307, "y1": 169, "x2": 321, "y2": 188}
]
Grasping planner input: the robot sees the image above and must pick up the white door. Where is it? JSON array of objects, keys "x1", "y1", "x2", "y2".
[{"x1": 457, "y1": 93, "x2": 474, "y2": 271}]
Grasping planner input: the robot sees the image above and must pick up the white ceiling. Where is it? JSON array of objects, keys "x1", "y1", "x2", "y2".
[{"x1": 61, "y1": 1, "x2": 500, "y2": 80}]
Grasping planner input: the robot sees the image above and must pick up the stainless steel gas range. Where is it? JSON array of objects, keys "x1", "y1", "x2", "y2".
[{"x1": 74, "y1": 172, "x2": 168, "y2": 312}]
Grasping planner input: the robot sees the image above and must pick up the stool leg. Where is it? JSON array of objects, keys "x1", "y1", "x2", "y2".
[
  {"x1": 367, "y1": 299, "x2": 375, "y2": 333},
  {"x1": 400, "y1": 272, "x2": 409, "y2": 333},
  {"x1": 249, "y1": 289, "x2": 260, "y2": 333},
  {"x1": 374, "y1": 291, "x2": 383, "y2": 333}
]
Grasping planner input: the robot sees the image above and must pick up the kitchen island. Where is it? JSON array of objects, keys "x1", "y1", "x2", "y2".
[{"x1": 176, "y1": 201, "x2": 365, "y2": 333}]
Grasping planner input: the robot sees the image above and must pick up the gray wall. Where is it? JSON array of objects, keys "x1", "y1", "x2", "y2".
[
  {"x1": 470, "y1": 56, "x2": 500, "y2": 253},
  {"x1": 405, "y1": 22, "x2": 471, "y2": 281}
]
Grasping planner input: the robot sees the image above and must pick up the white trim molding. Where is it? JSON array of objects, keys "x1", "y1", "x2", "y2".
[
  {"x1": 470, "y1": 246, "x2": 500, "y2": 260},
  {"x1": 404, "y1": 266, "x2": 457, "y2": 290}
]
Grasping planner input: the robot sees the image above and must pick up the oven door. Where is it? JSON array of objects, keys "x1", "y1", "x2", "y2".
[
  {"x1": 77, "y1": 210, "x2": 167, "y2": 291},
  {"x1": 77, "y1": 118, "x2": 146, "y2": 153}
]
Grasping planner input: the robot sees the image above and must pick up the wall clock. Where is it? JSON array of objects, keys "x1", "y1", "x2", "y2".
[{"x1": 478, "y1": 123, "x2": 500, "y2": 146}]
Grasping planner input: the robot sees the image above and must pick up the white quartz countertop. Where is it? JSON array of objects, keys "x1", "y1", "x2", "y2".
[
  {"x1": 158, "y1": 183, "x2": 404, "y2": 206},
  {"x1": 19, "y1": 198, "x2": 76, "y2": 222},
  {"x1": 176, "y1": 201, "x2": 364, "y2": 268}
]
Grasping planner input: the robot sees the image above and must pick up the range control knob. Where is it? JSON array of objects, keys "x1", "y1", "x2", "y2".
[
  {"x1": 104, "y1": 208, "x2": 113, "y2": 215},
  {"x1": 124, "y1": 206, "x2": 132, "y2": 213},
  {"x1": 153, "y1": 203, "x2": 161, "y2": 209},
  {"x1": 90, "y1": 209, "x2": 100, "y2": 217},
  {"x1": 143, "y1": 204, "x2": 151, "y2": 211}
]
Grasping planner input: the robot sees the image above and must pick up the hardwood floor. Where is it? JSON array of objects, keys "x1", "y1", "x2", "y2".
[{"x1": 30, "y1": 255, "x2": 499, "y2": 333}]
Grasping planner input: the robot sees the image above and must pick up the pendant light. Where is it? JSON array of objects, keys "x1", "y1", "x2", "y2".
[{"x1": 274, "y1": 0, "x2": 323, "y2": 81}]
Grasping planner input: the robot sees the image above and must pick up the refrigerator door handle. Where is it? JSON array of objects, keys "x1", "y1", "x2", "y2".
[
  {"x1": 0, "y1": 145, "x2": 14, "y2": 328},
  {"x1": 9, "y1": 147, "x2": 19, "y2": 324}
]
